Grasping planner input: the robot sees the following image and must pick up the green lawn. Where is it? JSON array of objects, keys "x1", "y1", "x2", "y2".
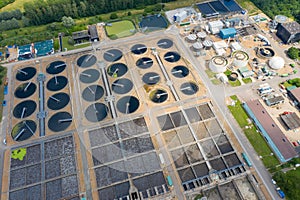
[
  {"x1": 0, "y1": 67, "x2": 7, "y2": 122},
  {"x1": 211, "y1": 78, "x2": 221, "y2": 85},
  {"x1": 0, "y1": 0, "x2": 32, "y2": 11},
  {"x1": 242, "y1": 77, "x2": 252, "y2": 84},
  {"x1": 205, "y1": 69, "x2": 216, "y2": 79},
  {"x1": 228, "y1": 95, "x2": 280, "y2": 168},
  {"x1": 229, "y1": 79, "x2": 241, "y2": 87},
  {"x1": 105, "y1": 20, "x2": 136, "y2": 39}
]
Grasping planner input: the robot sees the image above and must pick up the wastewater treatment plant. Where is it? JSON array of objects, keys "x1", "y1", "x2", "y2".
[{"x1": 1, "y1": 33, "x2": 263, "y2": 200}]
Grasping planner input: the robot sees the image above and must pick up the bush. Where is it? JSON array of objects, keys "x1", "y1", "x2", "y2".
[
  {"x1": 110, "y1": 13, "x2": 118, "y2": 20},
  {"x1": 67, "y1": 37, "x2": 74, "y2": 45},
  {"x1": 287, "y1": 47, "x2": 300, "y2": 59}
]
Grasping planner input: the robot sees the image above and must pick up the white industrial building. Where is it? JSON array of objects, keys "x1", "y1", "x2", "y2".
[
  {"x1": 209, "y1": 56, "x2": 228, "y2": 73},
  {"x1": 208, "y1": 20, "x2": 224, "y2": 34}
]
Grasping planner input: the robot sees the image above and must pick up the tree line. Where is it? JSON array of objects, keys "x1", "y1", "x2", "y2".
[
  {"x1": 23, "y1": 0, "x2": 175, "y2": 26},
  {"x1": 251, "y1": 0, "x2": 300, "y2": 22},
  {"x1": 0, "y1": 0, "x2": 15, "y2": 9}
]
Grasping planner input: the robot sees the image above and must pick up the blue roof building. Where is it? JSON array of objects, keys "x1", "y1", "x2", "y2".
[{"x1": 219, "y1": 28, "x2": 236, "y2": 39}]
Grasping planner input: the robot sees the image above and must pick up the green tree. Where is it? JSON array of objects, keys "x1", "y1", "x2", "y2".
[
  {"x1": 287, "y1": 47, "x2": 300, "y2": 59},
  {"x1": 62, "y1": 16, "x2": 75, "y2": 28},
  {"x1": 110, "y1": 13, "x2": 118, "y2": 19}
]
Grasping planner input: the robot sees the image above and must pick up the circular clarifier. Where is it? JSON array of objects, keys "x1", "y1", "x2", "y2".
[
  {"x1": 48, "y1": 112, "x2": 72, "y2": 132},
  {"x1": 16, "y1": 67, "x2": 36, "y2": 81},
  {"x1": 79, "y1": 69, "x2": 100, "y2": 84},
  {"x1": 107, "y1": 63, "x2": 128, "y2": 77},
  {"x1": 46, "y1": 76, "x2": 68, "y2": 91},
  {"x1": 85, "y1": 103, "x2": 108, "y2": 122},
  {"x1": 180, "y1": 82, "x2": 198, "y2": 95},
  {"x1": 142, "y1": 72, "x2": 160, "y2": 85},
  {"x1": 46, "y1": 61, "x2": 66, "y2": 74},
  {"x1": 136, "y1": 57, "x2": 153, "y2": 69},
  {"x1": 11, "y1": 120, "x2": 36, "y2": 141},
  {"x1": 164, "y1": 52, "x2": 181, "y2": 62},
  {"x1": 131, "y1": 44, "x2": 147, "y2": 55},
  {"x1": 104, "y1": 49, "x2": 123, "y2": 62},
  {"x1": 47, "y1": 92, "x2": 70, "y2": 110},
  {"x1": 117, "y1": 96, "x2": 140, "y2": 114},
  {"x1": 13, "y1": 100, "x2": 37, "y2": 118},
  {"x1": 112, "y1": 78, "x2": 133, "y2": 94},
  {"x1": 150, "y1": 89, "x2": 168, "y2": 103},
  {"x1": 157, "y1": 39, "x2": 173, "y2": 49},
  {"x1": 77, "y1": 54, "x2": 97, "y2": 68},
  {"x1": 14, "y1": 82, "x2": 37, "y2": 99},
  {"x1": 171, "y1": 66, "x2": 189, "y2": 78},
  {"x1": 82, "y1": 85, "x2": 104, "y2": 102}
]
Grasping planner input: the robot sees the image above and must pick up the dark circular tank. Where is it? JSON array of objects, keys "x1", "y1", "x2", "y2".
[
  {"x1": 107, "y1": 63, "x2": 128, "y2": 77},
  {"x1": 11, "y1": 120, "x2": 36, "y2": 141},
  {"x1": 16, "y1": 67, "x2": 36, "y2": 81},
  {"x1": 46, "y1": 61, "x2": 66, "y2": 74},
  {"x1": 228, "y1": 72, "x2": 238, "y2": 81},
  {"x1": 48, "y1": 112, "x2": 72, "y2": 132},
  {"x1": 171, "y1": 66, "x2": 189, "y2": 78},
  {"x1": 257, "y1": 47, "x2": 275, "y2": 58},
  {"x1": 157, "y1": 39, "x2": 173, "y2": 49},
  {"x1": 104, "y1": 49, "x2": 123, "y2": 62},
  {"x1": 117, "y1": 96, "x2": 140, "y2": 114},
  {"x1": 82, "y1": 85, "x2": 104, "y2": 102},
  {"x1": 136, "y1": 57, "x2": 153, "y2": 69},
  {"x1": 79, "y1": 69, "x2": 100, "y2": 84},
  {"x1": 77, "y1": 54, "x2": 97, "y2": 68},
  {"x1": 180, "y1": 82, "x2": 199, "y2": 95},
  {"x1": 85, "y1": 103, "x2": 108, "y2": 122},
  {"x1": 13, "y1": 100, "x2": 37, "y2": 118},
  {"x1": 150, "y1": 89, "x2": 168, "y2": 103},
  {"x1": 112, "y1": 78, "x2": 133, "y2": 94},
  {"x1": 131, "y1": 44, "x2": 147, "y2": 55},
  {"x1": 14, "y1": 82, "x2": 37, "y2": 99},
  {"x1": 47, "y1": 93, "x2": 70, "y2": 110},
  {"x1": 142, "y1": 72, "x2": 160, "y2": 85},
  {"x1": 47, "y1": 76, "x2": 68, "y2": 91},
  {"x1": 164, "y1": 52, "x2": 181, "y2": 62}
]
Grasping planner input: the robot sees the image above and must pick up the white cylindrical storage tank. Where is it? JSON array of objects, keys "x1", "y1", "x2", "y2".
[
  {"x1": 203, "y1": 40, "x2": 213, "y2": 50},
  {"x1": 269, "y1": 56, "x2": 285, "y2": 69},
  {"x1": 232, "y1": 50, "x2": 249, "y2": 68},
  {"x1": 187, "y1": 34, "x2": 197, "y2": 42},
  {"x1": 197, "y1": 31, "x2": 207, "y2": 41},
  {"x1": 209, "y1": 56, "x2": 228, "y2": 73},
  {"x1": 192, "y1": 42, "x2": 203, "y2": 52}
]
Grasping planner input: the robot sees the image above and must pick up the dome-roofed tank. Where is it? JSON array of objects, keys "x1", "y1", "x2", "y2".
[{"x1": 269, "y1": 56, "x2": 285, "y2": 69}]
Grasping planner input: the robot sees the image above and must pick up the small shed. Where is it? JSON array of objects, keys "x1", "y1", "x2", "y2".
[{"x1": 280, "y1": 112, "x2": 300, "y2": 130}]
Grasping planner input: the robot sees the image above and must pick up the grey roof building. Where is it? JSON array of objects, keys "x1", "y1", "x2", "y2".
[
  {"x1": 276, "y1": 21, "x2": 300, "y2": 44},
  {"x1": 88, "y1": 25, "x2": 99, "y2": 42}
]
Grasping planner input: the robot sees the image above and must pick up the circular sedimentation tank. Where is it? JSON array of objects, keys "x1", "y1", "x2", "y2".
[
  {"x1": 228, "y1": 72, "x2": 238, "y2": 81},
  {"x1": 77, "y1": 54, "x2": 97, "y2": 68},
  {"x1": 157, "y1": 39, "x2": 173, "y2": 49},
  {"x1": 150, "y1": 89, "x2": 168, "y2": 103},
  {"x1": 136, "y1": 57, "x2": 153, "y2": 69},
  {"x1": 171, "y1": 66, "x2": 189, "y2": 78},
  {"x1": 209, "y1": 56, "x2": 228, "y2": 73},
  {"x1": 13, "y1": 100, "x2": 37, "y2": 118},
  {"x1": 48, "y1": 112, "x2": 72, "y2": 132},
  {"x1": 85, "y1": 103, "x2": 108, "y2": 122},
  {"x1": 257, "y1": 47, "x2": 275, "y2": 59},
  {"x1": 112, "y1": 78, "x2": 133, "y2": 94},
  {"x1": 14, "y1": 82, "x2": 37, "y2": 99},
  {"x1": 142, "y1": 72, "x2": 160, "y2": 85},
  {"x1": 47, "y1": 92, "x2": 70, "y2": 110},
  {"x1": 46, "y1": 61, "x2": 66, "y2": 74},
  {"x1": 107, "y1": 63, "x2": 128, "y2": 77},
  {"x1": 180, "y1": 82, "x2": 199, "y2": 95},
  {"x1": 232, "y1": 50, "x2": 249, "y2": 68},
  {"x1": 82, "y1": 85, "x2": 104, "y2": 102},
  {"x1": 164, "y1": 52, "x2": 181, "y2": 63},
  {"x1": 79, "y1": 69, "x2": 100, "y2": 84},
  {"x1": 11, "y1": 120, "x2": 37, "y2": 141},
  {"x1": 46, "y1": 76, "x2": 68, "y2": 91},
  {"x1": 16, "y1": 67, "x2": 36, "y2": 81},
  {"x1": 104, "y1": 49, "x2": 123, "y2": 62},
  {"x1": 117, "y1": 96, "x2": 140, "y2": 114},
  {"x1": 131, "y1": 44, "x2": 147, "y2": 55}
]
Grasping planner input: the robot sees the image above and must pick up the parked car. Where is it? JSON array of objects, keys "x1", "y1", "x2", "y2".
[{"x1": 2, "y1": 100, "x2": 6, "y2": 106}]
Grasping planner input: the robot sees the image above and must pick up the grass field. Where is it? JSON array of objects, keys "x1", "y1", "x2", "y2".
[
  {"x1": 0, "y1": 0, "x2": 32, "y2": 11},
  {"x1": 105, "y1": 20, "x2": 136, "y2": 39},
  {"x1": 228, "y1": 95, "x2": 280, "y2": 168},
  {"x1": 242, "y1": 77, "x2": 252, "y2": 84},
  {"x1": 229, "y1": 79, "x2": 241, "y2": 87},
  {"x1": 0, "y1": 67, "x2": 7, "y2": 122}
]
